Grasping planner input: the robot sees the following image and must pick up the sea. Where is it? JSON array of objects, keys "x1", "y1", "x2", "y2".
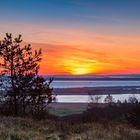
[
  {"x1": 1, "y1": 75, "x2": 140, "y2": 103},
  {"x1": 51, "y1": 80, "x2": 140, "y2": 88},
  {"x1": 49, "y1": 79, "x2": 140, "y2": 103}
]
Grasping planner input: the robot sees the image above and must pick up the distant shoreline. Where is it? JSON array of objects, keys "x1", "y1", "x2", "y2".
[
  {"x1": 48, "y1": 78, "x2": 140, "y2": 81},
  {"x1": 53, "y1": 86, "x2": 140, "y2": 95}
]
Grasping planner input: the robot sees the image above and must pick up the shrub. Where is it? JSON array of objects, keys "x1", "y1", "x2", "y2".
[{"x1": 127, "y1": 104, "x2": 140, "y2": 128}]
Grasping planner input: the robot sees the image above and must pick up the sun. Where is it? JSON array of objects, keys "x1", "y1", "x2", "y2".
[
  {"x1": 71, "y1": 67, "x2": 91, "y2": 75},
  {"x1": 62, "y1": 58, "x2": 95, "y2": 75}
]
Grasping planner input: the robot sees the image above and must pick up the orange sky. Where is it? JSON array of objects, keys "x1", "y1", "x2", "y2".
[
  {"x1": 27, "y1": 27, "x2": 140, "y2": 75},
  {"x1": 1, "y1": 23, "x2": 140, "y2": 75},
  {"x1": 0, "y1": 19, "x2": 139, "y2": 76}
]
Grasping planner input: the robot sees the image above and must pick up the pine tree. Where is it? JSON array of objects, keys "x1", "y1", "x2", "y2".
[{"x1": 0, "y1": 33, "x2": 53, "y2": 117}]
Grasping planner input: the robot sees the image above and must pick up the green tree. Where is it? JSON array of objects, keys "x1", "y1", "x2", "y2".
[{"x1": 0, "y1": 33, "x2": 53, "y2": 117}]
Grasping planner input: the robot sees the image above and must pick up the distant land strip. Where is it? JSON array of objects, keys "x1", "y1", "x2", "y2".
[
  {"x1": 53, "y1": 86, "x2": 140, "y2": 95},
  {"x1": 46, "y1": 78, "x2": 140, "y2": 81}
]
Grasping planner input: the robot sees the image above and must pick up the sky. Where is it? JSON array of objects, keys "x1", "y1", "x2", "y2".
[{"x1": 0, "y1": 0, "x2": 140, "y2": 75}]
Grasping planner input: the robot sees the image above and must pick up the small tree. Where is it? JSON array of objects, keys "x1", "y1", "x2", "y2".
[
  {"x1": 123, "y1": 99, "x2": 128, "y2": 104},
  {"x1": 88, "y1": 91, "x2": 102, "y2": 104},
  {"x1": 116, "y1": 100, "x2": 122, "y2": 104},
  {"x1": 0, "y1": 33, "x2": 53, "y2": 117},
  {"x1": 104, "y1": 94, "x2": 114, "y2": 104},
  {"x1": 128, "y1": 96, "x2": 139, "y2": 104}
]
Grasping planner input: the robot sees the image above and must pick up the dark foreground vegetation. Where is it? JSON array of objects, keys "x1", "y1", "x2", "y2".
[
  {"x1": 0, "y1": 102, "x2": 140, "y2": 140},
  {"x1": 0, "y1": 104, "x2": 140, "y2": 140},
  {"x1": 0, "y1": 34, "x2": 140, "y2": 139}
]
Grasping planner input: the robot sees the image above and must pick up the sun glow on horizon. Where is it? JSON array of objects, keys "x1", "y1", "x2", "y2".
[
  {"x1": 61, "y1": 58, "x2": 95, "y2": 75},
  {"x1": 70, "y1": 67, "x2": 92, "y2": 75}
]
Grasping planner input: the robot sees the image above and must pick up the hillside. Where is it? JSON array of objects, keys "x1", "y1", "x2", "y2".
[{"x1": 0, "y1": 116, "x2": 140, "y2": 140}]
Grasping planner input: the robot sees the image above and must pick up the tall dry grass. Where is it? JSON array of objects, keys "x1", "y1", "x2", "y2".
[{"x1": 0, "y1": 116, "x2": 139, "y2": 140}]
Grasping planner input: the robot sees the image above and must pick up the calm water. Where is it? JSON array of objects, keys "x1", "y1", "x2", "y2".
[
  {"x1": 52, "y1": 80, "x2": 140, "y2": 88},
  {"x1": 51, "y1": 80, "x2": 140, "y2": 103},
  {"x1": 56, "y1": 94, "x2": 140, "y2": 103}
]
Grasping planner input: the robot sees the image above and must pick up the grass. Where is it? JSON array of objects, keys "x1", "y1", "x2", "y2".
[
  {"x1": 50, "y1": 108, "x2": 84, "y2": 117},
  {"x1": 0, "y1": 116, "x2": 140, "y2": 140}
]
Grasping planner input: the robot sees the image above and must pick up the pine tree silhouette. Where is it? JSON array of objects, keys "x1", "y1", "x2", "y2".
[{"x1": 0, "y1": 33, "x2": 53, "y2": 117}]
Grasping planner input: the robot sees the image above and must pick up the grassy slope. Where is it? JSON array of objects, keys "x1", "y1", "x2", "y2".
[
  {"x1": 0, "y1": 117, "x2": 140, "y2": 140},
  {"x1": 50, "y1": 108, "x2": 84, "y2": 117}
]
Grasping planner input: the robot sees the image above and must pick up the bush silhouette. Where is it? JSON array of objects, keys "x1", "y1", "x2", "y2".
[{"x1": 127, "y1": 104, "x2": 140, "y2": 128}]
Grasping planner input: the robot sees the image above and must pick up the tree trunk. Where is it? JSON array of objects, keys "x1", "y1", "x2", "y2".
[{"x1": 11, "y1": 51, "x2": 18, "y2": 116}]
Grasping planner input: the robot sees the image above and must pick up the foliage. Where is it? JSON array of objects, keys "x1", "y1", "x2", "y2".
[
  {"x1": 127, "y1": 104, "x2": 140, "y2": 128},
  {"x1": 128, "y1": 96, "x2": 139, "y2": 104},
  {"x1": 116, "y1": 100, "x2": 122, "y2": 104},
  {"x1": 88, "y1": 94, "x2": 102, "y2": 104},
  {"x1": 0, "y1": 116, "x2": 140, "y2": 140},
  {"x1": 0, "y1": 33, "x2": 53, "y2": 118},
  {"x1": 104, "y1": 94, "x2": 115, "y2": 104}
]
